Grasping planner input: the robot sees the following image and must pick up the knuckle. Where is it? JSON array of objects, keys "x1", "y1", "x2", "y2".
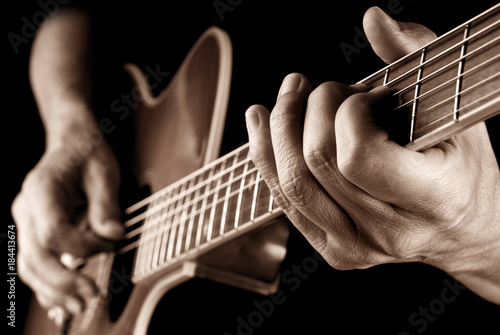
[
  {"x1": 336, "y1": 145, "x2": 373, "y2": 183},
  {"x1": 268, "y1": 185, "x2": 291, "y2": 213},
  {"x1": 279, "y1": 163, "x2": 315, "y2": 208},
  {"x1": 10, "y1": 195, "x2": 24, "y2": 221},
  {"x1": 35, "y1": 292, "x2": 53, "y2": 309},
  {"x1": 308, "y1": 81, "x2": 348, "y2": 107},
  {"x1": 269, "y1": 106, "x2": 294, "y2": 129},
  {"x1": 38, "y1": 229, "x2": 61, "y2": 251},
  {"x1": 17, "y1": 255, "x2": 30, "y2": 284},
  {"x1": 303, "y1": 143, "x2": 336, "y2": 176},
  {"x1": 21, "y1": 170, "x2": 42, "y2": 192},
  {"x1": 375, "y1": 229, "x2": 419, "y2": 260}
]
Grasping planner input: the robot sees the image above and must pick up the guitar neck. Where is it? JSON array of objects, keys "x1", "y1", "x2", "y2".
[
  {"x1": 126, "y1": 4, "x2": 500, "y2": 283},
  {"x1": 128, "y1": 144, "x2": 277, "y2": 282},
  {"x1": 361, "y1": 3, "x2": 500, "y2": 150}
]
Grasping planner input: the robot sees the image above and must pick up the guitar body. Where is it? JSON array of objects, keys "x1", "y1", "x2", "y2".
[{"x1": 23, "y1": 27, "x2": 288, "y2": 335}]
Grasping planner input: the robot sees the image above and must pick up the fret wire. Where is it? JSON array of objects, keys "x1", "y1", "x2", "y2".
[
  {"x1": 182, "y1": 168, "x2": 261, "y2": 227},
  {"x1": 124, "y1": 75, "x2": 500, "y2": 262},
  {"x1": 152, "y1": 188, "x2": 177, "y2": 268},
  {"x1": 124, "y1": 155, "x2": 253, "y2": 228},
  {"x1": 124, "y1": 6, "x2": 500, "y2": 266},
  {"x1": 119, "y1": 175, "x2": 277, "y2": 257},
  {"x1": 137, "y1": 166, "x2": 261, "y2": 253},
  {"x1": 414, "y1": 70, "x2": 500, "y2": 129},
  {"x1": 139, "y1": 196, "x2": 162, "y2": 275},
  {"x1": 383, "y1": 19, "x2": 499, "y2": 88},
  {"x1": 413, "y1": 84, "x2": 500, "y2": 137},
  {"x1": 234, "y1": 158, "x2": 251, "y2": 229},
  {"x1": 135, "y1": 161, "x2": 258, "y2": 243},
  {"x1": 195, "y1": 166, "x2": 216, "y2": 248},
  {"x1": 143, "y1": 196, "x2": 164, "y2": 274},
  {"x1": 250, "y1": 172, "x2": 261, "y2": 221},
  {"x1": 454, "y1": 24, "x2": 470, "y2": 122},
  {"x1": 137, "y1": 200, "x2": 153, "y2": 274},
  {"x1": 174, "y1": 177, "x2": 197, "y2": 258},
  {"x1": 125, "y1": 144, "x2": 250, "y2": 215},
  {"x1": 207, "y1": 160, "x2": 227, "y2": 242},
  {"x1": 383, "y1": 68, "x2": 390, "y2": 86},
  {"x1": 392, "y1": 33, "x2": 500, "y2": 100},
  {"x1": 392, "y1": 51, "x2": 500, "y2": 115},
  {"x1": 165, "y1": 184, "x2": 188, "y2": 262},
  {"x1": 359, "y1": 4, "x2": 499, "y2": 87},
  {"x1": 126, "y1": 13, "x2": 500, "y2": 222},
  {"x1": 393, "y1": 36, "x2": 500, "y2": 96},
  {"x1": 220, "y1": 152, "x2": 240, "y2": 236},
  {"x1": 454, "y1": 86, "x2": 500, "y2": 114},
  {"x1": 127, "y1": 162, "x2": 259, "y2": 247},
  {"x1": 184, "y1": 174, "x2": 203, "y2": 254},
  {"x1": 128, "y1": 56, "x2": 499, "y2": 253},
  {"x1": 410, "y1": 49, "x2": 426, "y2": 143},
  {"x1": 268, "y1": 194, "x2": 274, "y2": 213}
]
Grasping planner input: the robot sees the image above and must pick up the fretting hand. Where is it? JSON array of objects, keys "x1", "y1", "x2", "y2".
[{"x1": 246, "y1": 7, "x2": 500, "y2": 304}]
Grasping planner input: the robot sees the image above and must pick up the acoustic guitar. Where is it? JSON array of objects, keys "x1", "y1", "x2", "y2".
[{"x1": 22, "y1": 3, "x2": 499, "y2": 334}]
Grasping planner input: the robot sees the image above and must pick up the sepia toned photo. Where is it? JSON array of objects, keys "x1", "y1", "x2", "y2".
[{"x1": 5, "y1": 0, "x2": 500, "y2": 334}]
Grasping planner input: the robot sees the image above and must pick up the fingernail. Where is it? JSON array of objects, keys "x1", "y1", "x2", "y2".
[
  {"x1": 245, "y1": 110, "x2": 260, "y2": 134},
  {"x1": 278, "y1": 73, "x2": 302, "y2": 98}
]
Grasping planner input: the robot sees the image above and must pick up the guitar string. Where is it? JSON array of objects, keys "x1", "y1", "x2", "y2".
[
  {"x1": 390, "y1": 37, "x2": 500, "y2": 113},
  {"x1": 394, "y1": 49, "x2": 500, "y2": 127},
  {"x1": 125, "y1": 165, "x2": 260, "y2": 244},
  {"x1": 126, "y1": 80, "x2": 500, "y2": 258},
  {"x1": 117, "y1": 169, "x2": 265, "y2": 255},
  {"x1": 119, "y1": 74, "x2": 500, "y2": 258},
  {"x1": 359, "y1": 4, "x2": 500, "y2": 87},
  {"x1": 124, "y1": 142, "x2": 251, "y2": 215},
  {"x1": 412, "y1": 85, "x2": 500, "y2": 137},
  {"x1": 125, "y1": 15, "x2": 499, "y2": 266},
  {"x1": 392, "y1": 70, "x2": 500, "y2": 138},
  {"x1": 125, "y1": 74, "x2": 500, "y2": 258},
  {"x1": 124, "y1": 155, "x2": 253, "y2": 229},
  {"x1": 121, "y1": 76, "x2": 500, "y2": 259},
  {"x1": 123, "y1": 15, "x2": 499, "y2": 218},
  {"x1": 122, "y1": 53, "x2": 500, "y2": 235},
  {"x1": 116, "y1": 12, "x2": 500, "y2": 252},
  {"x1": 391, "y1": 52, "x2": 500, "y2": 115},
  {"x1": 383, "y1": 18, "x2": 499, "y2": 88},
  {"x1": 119, "y1": 53, "x2": 500, "y2": 251}
]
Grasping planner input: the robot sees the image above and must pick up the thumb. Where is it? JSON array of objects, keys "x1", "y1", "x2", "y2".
[
  {"x1": 362, "y1": 6, "x2": 437, "y2": 64},
  {"x1": 84, "y1": 164, "x2": 124, "y2": 241}
]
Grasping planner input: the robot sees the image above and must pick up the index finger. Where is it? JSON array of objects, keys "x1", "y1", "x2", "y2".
[{"x1": 268, "y1": 74, "x2": 356, "y2": 238}]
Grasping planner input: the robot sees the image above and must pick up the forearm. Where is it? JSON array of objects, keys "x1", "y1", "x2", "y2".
[{"x1": 29, "y1": 8, "x2": 96, "y2": 146}]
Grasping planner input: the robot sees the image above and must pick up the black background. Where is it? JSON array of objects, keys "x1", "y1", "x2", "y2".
[{"x1": 4, "y1": 0, "x2": 500, "y2": 334}]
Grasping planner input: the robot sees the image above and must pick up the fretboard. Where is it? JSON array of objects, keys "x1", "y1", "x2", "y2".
[{"x1": 127, "y1": 4, "x2": 500, "y2": 283}]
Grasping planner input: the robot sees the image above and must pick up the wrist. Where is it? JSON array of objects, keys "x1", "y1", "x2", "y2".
[
  {"x1": 446, "y1": 241, "x2": 500, "y2": 304},
  {"x1": 43, "y1": 101, "x2": 100, "y2": 150},
  {"x1": 428, "y1": 175, "x2": 500, "y2": 304}
]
